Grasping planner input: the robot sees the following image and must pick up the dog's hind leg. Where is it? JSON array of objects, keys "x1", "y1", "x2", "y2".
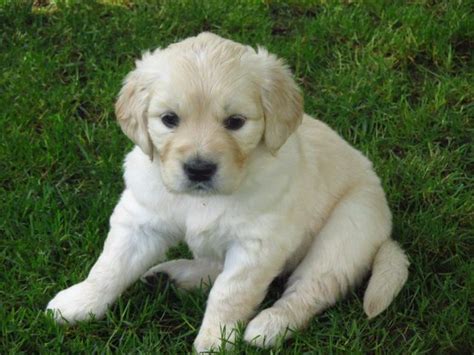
[
  {"x1": 244, "y1": 185, "x2": 394, "y2": 348},
  {"x1": 141, "y1": 259, "x2": 223, "y2": 290}
]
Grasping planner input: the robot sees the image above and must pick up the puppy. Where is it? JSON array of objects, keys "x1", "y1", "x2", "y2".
[{"x1": 47, "y1": 33, "x2": 409, "y2": 351}]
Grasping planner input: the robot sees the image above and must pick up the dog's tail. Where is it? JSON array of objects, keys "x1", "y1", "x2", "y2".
[{"x1": 363, "y1": 240, "x2": 409, "y2": 318}]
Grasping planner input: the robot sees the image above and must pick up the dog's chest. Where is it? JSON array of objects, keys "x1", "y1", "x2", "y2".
[{"x1": 181, "y1": 201, "x2": 230, "y2": 261}]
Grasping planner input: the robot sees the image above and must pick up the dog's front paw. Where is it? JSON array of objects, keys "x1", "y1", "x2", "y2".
[
  {"x1": 244, "y1": 308, "x2": 292, "y2": 348},
  {"x1": 46, "y1": 281, "x2": 108, "y2": 324},
  {"x1": 193, "y1": 324, "x2": 237, "y2": 353},
  {"x1": 193, "y1": 332, "x2": 220, "y2": 354}
]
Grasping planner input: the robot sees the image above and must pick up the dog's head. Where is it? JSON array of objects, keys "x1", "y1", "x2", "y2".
[{"x1": 116, "y1": 33, "x2": 303, "y2": 194}]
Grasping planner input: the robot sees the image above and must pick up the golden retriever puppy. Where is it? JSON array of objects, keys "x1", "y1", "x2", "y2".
[{"x1": 47, "y1": 33, "x2": 409, "y2": 351}]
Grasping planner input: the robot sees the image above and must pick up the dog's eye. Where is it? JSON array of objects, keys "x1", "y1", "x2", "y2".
[
  {"x1": 161, "y1": 112, "x2": 180, "y2": 128},
  {"x1": 224, "y1": 115, "x2": 246, "y2": 130}
]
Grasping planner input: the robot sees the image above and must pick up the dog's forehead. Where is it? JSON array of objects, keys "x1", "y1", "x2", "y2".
[
  {"x1": 161, "y1": 35, "x2": 256, "y2": 82},
  {"x1": 166, "y1": 33, "x2": 250, "y2": 60},
  {"x1": 150, "y1": 37, "x2": 260, "y2": 117}
]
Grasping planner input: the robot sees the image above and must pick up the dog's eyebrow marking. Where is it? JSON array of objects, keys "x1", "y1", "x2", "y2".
[
  {"x1": 223, "y1": 103, "x2": 232, "y2": 113},
  {"x1": 148, "y1": 99, "x2": 181, "y2": 117},
  {"x1": 222, "y1": 102, "x2": 259, "y2": 121}
]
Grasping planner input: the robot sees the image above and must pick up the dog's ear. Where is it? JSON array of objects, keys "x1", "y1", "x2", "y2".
[
  {"x1": 257, "y1": 47, "x2": 303, "y2": 154},
  {"x1": 115, "y1": 55, "x2": 156, "y2": 160}
]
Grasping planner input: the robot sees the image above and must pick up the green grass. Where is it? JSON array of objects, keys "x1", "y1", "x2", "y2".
[{"x1": 1, "y1": 0, "x2": 473, "y2": 353}]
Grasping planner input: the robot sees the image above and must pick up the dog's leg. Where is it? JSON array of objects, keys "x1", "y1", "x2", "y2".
[
  {"x1": 193, "y1": 240, "x2": 288, "y2": 352},
  {"x1": 244, "y1": 186, "x2": 392, "y2": 348},
  {"x1": 46, "y1": 190, "x2": 179, "y2": 324},
  {"x1": 141, "y1": 259, "x2": 223, "y2": 290}
]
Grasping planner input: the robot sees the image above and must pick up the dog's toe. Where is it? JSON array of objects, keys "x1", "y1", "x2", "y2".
[{"x1": 244, "y1": 308, "x2": 293, "y2": 348}]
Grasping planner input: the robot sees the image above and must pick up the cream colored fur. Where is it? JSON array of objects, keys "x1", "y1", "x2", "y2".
[{"x1": 46, "y1": 33, "x2": 409, "y2": 351}]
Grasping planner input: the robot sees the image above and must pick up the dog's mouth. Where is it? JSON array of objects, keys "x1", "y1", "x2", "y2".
[{"x1": 185, "y1": 181, "x2": 216, "y2": 194}]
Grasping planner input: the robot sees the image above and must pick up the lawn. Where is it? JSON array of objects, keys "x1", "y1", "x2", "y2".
[{"x1": 1, "y1": 0, "x2": 472, "y2": 353}]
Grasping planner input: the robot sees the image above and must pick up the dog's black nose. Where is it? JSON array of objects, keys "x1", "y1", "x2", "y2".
[{"x1": 183, "y1": 159, "x2": 217, "y2": 182}]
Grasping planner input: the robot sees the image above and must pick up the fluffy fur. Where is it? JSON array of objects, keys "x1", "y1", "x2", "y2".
[{"x1": 46, "y1": 33, "x2": 409, "y2": 351}]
